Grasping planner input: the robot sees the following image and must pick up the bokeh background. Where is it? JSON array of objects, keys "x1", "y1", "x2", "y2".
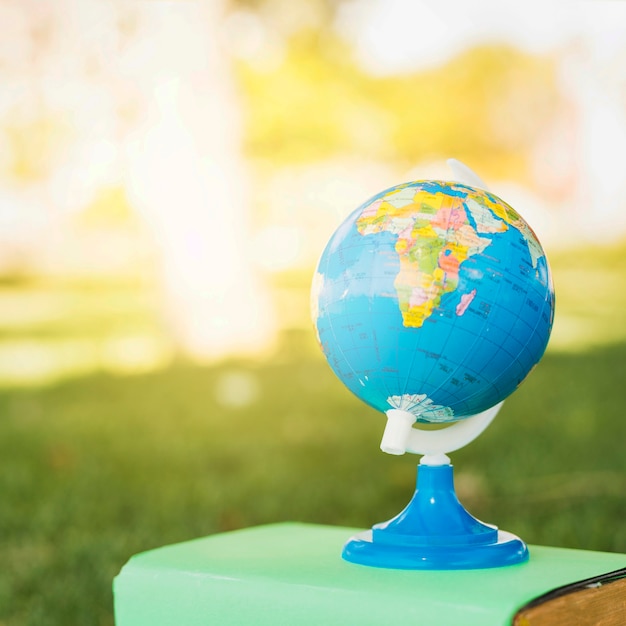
[{"x1": 0, "y1": 0, "x2": 625, "y2": 623}]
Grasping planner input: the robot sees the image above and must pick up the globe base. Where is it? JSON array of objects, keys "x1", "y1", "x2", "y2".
[
  {"x1": 342, "y1": 529, "x2": 528, "y2": 570},
  {"x1": 342, "y1": 463, "x2": 529, "y2": 570}
]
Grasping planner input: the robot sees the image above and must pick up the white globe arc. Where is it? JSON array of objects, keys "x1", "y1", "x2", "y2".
[
  {"x1": 381, "y1": 401, "x2": 504, "y2": 464},
  {"x1": 447, "y1": 158, "x2": 490, "y2": 190}
]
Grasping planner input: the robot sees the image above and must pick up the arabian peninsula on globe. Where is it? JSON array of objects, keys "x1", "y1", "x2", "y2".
[{"x1": 311, "y1": 180, "x2": 555, "y2": 424}]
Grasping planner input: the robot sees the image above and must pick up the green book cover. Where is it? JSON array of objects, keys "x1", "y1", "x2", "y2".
[{"x1": 114, "y1": 523, "x2": 626, "y2": 626}]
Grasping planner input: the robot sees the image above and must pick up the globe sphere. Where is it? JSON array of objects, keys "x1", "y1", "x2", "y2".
[{"x1": 311, "y1": 180, "x2": 555, "y2": 423}]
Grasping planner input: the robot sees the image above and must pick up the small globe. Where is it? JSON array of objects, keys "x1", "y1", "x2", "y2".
[{"x1": 311, "y1": 180, "x2": 555, "y2": 423}]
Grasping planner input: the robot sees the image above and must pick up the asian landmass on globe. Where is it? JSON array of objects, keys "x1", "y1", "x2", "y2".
[{"x1": 311, "y1": 180, "x2": 554, "y2": 424}]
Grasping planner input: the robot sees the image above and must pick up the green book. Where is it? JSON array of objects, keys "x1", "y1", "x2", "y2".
[{"x1": 113, "y1": 523, "x2": 625, "y2": 626}]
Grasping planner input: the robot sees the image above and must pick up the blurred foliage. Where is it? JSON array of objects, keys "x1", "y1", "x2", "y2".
[
  {"x1": 2, "y1": 114, "x2": 70, "y2": 183},
  {"x1": 74, "y1": 187, "x2": 137, "y2": 229},
  {"x1": 0, "y1": 278, "x2": 167, "y2": 390},
  {"x1": 237, "y1": 30, "x2": 560, "y2": 179},
  {"x1": 548, "y1": 242, "x2": 626, "y2": 351}
]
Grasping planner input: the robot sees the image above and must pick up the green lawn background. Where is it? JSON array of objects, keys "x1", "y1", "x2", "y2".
[{"x1": 0, "y1": 242, "x2": 625, "y2": 625}]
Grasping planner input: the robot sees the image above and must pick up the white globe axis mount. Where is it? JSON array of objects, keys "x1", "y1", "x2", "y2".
[{"x1": 380, "y1": 402, "x2": 504, "y2": 465}]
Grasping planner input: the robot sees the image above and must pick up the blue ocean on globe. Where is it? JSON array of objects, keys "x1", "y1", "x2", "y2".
[{"x1": 311, "y1": 180, "x2": 555, "y2": 423}]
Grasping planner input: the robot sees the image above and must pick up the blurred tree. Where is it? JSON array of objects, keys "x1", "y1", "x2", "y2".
[
  {"x1": 121, "y1": 1, "x2": 276, "y2": 360},
  {"x1": 3, "y1": 0, "x2": 616, "y2": 361},
  {"x1": 237, "y1": 29, "x2": 561, "y2": 181},
  {"x1": 0, "y1": 0, "x2": 277, "y2": 360}
]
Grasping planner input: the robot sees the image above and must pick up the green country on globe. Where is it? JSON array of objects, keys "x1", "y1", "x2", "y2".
[{"x1": 311, "y1": 180, "x2": 555, "y2": 423}]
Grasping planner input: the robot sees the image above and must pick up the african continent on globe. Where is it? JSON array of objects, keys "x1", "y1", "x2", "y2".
[{"x1": 311, "y1": 180, "x2": 555, "y2": 423}]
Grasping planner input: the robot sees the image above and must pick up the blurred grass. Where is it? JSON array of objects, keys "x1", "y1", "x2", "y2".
[
  {"x1": 0, "y1": 242, "x2": 625, "y2": 625},
  {"x1": 548, "y1": 243, "x2": 626, "y2": 351},
  {"x1": 0, "y1": 278, "x2": 169, "y2": 388}
]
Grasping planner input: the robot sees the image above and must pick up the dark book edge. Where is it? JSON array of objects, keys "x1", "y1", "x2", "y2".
[{"x1": 512, "y1": 566, "x2": 626, "y2": 620}]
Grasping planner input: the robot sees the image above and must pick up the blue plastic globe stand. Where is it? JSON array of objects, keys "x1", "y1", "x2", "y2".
[
  {"x1": 342, "y1": 404, "x2": 529, "y2": 570},
  {"x1": 313, "y1": 161, "x2": 548, "y2": 571},
  {"x1": 342, "y1": 461, "x2": 528, "y2": 570}
]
